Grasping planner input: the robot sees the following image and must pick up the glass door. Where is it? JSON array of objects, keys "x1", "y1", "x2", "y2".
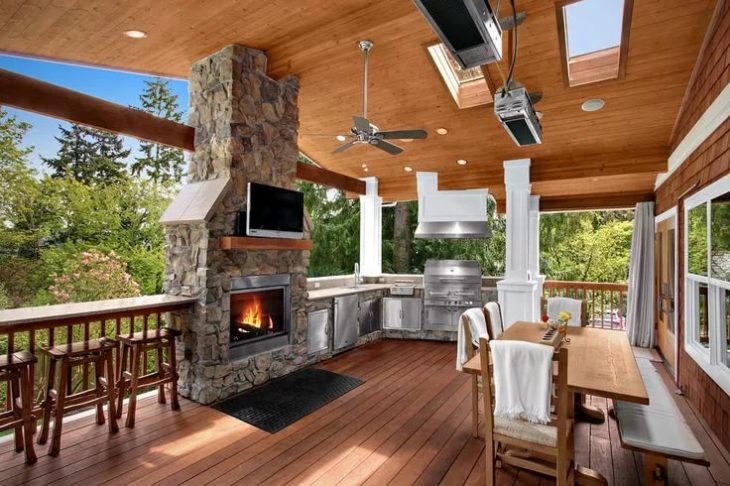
[{"x1": 656, "y1": 217, "x2": 676, "y2": 374}]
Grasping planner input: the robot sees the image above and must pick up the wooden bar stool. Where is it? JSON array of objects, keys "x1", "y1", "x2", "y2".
[
  {"x1": 38, "y1": 338, "x2": 118, "y2": 456},
  {"x1": 116, "y1": 327, "x2": 180, "y2": 428},
  {"x1": 0, "y1": 351, "x2": 37, "y2": 464}
]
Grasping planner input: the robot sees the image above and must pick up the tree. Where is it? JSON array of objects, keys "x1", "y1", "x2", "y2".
[
  {"x1": 392, "y1": 202, "x2": 411, "y2": 273},
  {"x1": 131, "y1": 78, "x2": 186, "y2": 184},
  {"x1": 42, "y1": 124, "x2": 130, "y2": 184}
]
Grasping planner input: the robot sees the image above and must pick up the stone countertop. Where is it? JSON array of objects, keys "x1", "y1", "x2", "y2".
[
  {"x1": 306, "y1": 284, "x2": 393, "y2": 301},
  {"x1": 0, "y1": 295, "x2": 198, "y2": 328}
]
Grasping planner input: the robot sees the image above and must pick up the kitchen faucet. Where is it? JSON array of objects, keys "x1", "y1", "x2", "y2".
[{"x1": 354, "y1": 263, "x2": 360, "y2": 287}]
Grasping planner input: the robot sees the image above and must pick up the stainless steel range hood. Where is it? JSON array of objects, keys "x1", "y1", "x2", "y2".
[
  {"x1": 415, "y1": 172, "x2": 491, "y2": 239},
  {"x1": 415, "y1": 221, "x2": 491, "y2": 239}
]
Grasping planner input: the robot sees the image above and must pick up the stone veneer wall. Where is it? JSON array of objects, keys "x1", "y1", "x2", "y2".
[{"x1": 164, "y1": 45, "x2": 312, "y2": 404}]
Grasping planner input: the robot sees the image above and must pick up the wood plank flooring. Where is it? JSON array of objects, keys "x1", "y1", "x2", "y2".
[{"x1": 1, "y1": 339, "x2": 729, "y2": 485}]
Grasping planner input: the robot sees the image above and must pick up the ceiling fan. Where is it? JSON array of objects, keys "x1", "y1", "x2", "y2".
[{"x1": 308, "y1": 40, "x2": 428, "y2": 156}]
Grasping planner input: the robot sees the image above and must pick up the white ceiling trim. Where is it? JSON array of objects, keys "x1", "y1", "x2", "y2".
[{"x1": 655, "y1": 82, "x2": 730, "y2": 190}]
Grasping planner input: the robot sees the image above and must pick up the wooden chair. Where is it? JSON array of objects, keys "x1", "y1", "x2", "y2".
[
  {"x1": 38, "y1": 338, "x2": 118, "y2": 456},
  {"x1": 478, "y1": 337, "x2": 575, "y2": 485},
  {"x1": 116, "y1": 327, "x2": 180, "y2": 428},
  {"x1": 0, "y1": 351, "x2": 37, "y2": 464},
  {"x1": 545, "y1": 297, "x2": 585, "y2": 327},
  {"x1": 483, "y1": 302, "x2": 504, "y2": 339},
  {"x1": 461, "y1": 312, "x2": 489, "y2": 439}
]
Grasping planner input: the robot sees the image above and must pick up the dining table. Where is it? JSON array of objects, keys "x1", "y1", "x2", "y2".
[{"x1": 460, "y1": 321, "x2": 650, "y2": 485}]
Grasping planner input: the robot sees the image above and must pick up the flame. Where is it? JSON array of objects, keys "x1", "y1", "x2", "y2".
[{"x1": 241, "y1": 295, "x2": 265, "y2": 328}]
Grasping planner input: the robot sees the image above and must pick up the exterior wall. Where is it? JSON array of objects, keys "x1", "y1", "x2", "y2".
[{"x1": 655, "y1": 1, "x2": 730, "y2": 451}]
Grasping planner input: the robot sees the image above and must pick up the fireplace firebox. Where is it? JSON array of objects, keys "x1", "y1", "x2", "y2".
[{"x1": 229, "y1": 275, "x2": 291, "y2": 359}]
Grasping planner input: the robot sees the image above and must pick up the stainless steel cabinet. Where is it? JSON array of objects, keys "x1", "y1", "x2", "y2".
[
  {"x1": 359, "y1": 298, "x2": 381, "y2": 336},
  {"x1": 334, "y1": 294, "x2": 359, "y2": 351},
  {"x1": 423, "y1": 306, "x2": 462, "y2": 331},
  {"x1": 307, "y1": 309, "x2": 330, "y2": 354},
  {"x1": 382, "y1": 297, "x2": 422, "y2": 330}
]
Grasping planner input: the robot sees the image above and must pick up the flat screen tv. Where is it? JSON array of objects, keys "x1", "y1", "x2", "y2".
[{"x1": 246, "y1": 182, "x2": 304, "y2": 239}]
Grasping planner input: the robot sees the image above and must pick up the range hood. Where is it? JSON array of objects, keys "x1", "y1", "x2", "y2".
[
  {"x1": 415, "y1": 221, "x2": 491, "y2": 239},
  {"x1": 415, "y1": 172, "x2": 490, "y2": 239}
]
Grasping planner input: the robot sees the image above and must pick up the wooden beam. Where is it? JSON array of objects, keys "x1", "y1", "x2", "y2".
[
  {"x1": 0, "y1": 68, "x2": 365, "y2": 195},
  {"x1": 296, "y1": 162, "x2": 366, "y2": 195},
  {"x1": 0, "y1": 68, "x2": 195, "y2": 151},
  {"x1": 539, "y1": 192, "x2": 654, "y2": 212}
]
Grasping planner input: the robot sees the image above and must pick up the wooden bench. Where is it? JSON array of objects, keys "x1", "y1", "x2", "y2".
[{"x1": 614, "y1": 358, "x2": 708, "y2": 485}]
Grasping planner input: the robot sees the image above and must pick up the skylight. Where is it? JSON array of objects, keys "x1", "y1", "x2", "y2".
[
  {"x1": 426, "y1": 43, "x2": 492, "y2": 109},
  {"x1": 557, "y1": 0, "x2": 632, "y2": 87}
]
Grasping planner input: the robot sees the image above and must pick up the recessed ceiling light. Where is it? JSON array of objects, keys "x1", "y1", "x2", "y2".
[
  {"x1": 436, "y1": 128, "x2": 448, "y2": 135},
  {"x1": 457, "y1": 159, "x2": 468, "y2": 166},
  {"x1": 400, "y1": 138, "x2": 414, "y2": 143},
  {"x1": 336, "y1": 135, "x2": 347, "y2": 142},
  {"x1": 361, "y1": 163, "x2": 367, "y2": 168},
  {"x1": 404, "y1": 166, "x2": 413, "y2": 172},
  {"x1": 123, "y1": 30, "x2": 147, "y2": 39},
  {"x1": 364, "y1": 167, "x2": 369, "y2": 172},
  {"x1": 581, "y1": 99, "x2": 605, "y2": 112}
]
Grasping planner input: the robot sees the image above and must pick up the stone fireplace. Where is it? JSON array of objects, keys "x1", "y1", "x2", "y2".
[{"x1": 162, "y1": 44, "x2": 312, "y2": 404}]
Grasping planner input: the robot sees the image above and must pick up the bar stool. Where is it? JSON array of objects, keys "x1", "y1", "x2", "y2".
[
  {"x1": 0, "y1": 351, "x2": 37, "y2": 464},
  {"x1": 116, "y1": 327, "x2": 180, "y2": 428},
  {"x1": 38, "y1": 338, "x2": 118, "y2": 456}
]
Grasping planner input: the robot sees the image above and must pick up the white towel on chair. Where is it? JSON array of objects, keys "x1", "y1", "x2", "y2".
[
  {"x1": 548, "y1": 297, "x2": 583, "y2": 327},
  {"x1": 490, "y1": 340, "x2": 554, "y2": 424},
  {"x1": 456, "y1": 308, "x2": 489, "y2": 371}
]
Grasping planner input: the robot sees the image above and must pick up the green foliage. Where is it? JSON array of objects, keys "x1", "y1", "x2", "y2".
[
  {"x1": 540, "y1": 212, "x2": 633, "y2": 282},
  {"x1": 688, "y1": 204, "x2": 708, "y2": 276},
  {"x1": 299, "y1": 181, "x2": 360, "y2": 276},
  {"x1": 44, "y1": 249, "x2": 141, "y2": 304},
  {"x1": 130, "y1": 78, "x2": 186, "y2": 183},
  {"x1": 711, "y1": 197, "x2": 730, "y2": 281},
  {"x1": 42, "y1": 124, "x2": 131, "y2": 184},
  {"x1": 0, "y1": 283, "x2": 10, "y2": 310}
]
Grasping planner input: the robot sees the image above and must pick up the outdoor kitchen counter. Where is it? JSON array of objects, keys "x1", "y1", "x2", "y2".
[{"x1": 306, "y1": 284, "x2": 392, "y2": 301}]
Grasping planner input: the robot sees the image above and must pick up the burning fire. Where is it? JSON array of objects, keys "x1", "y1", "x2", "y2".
[{"x1": 239, "y1": 295, "x2": 273, "y2": 330}]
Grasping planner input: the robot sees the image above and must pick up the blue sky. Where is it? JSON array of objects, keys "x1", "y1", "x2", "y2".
[
  {"x1": 565, "y1": 0, "x2": 624, "y2": 57},
  {"x1": 0, "y1": 55, "x2": 189, "y2": 172}
]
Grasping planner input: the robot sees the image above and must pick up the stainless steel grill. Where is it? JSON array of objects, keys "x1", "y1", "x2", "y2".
[{"x1": 423, "y1": 260, "x2": 483, "y2": 332}]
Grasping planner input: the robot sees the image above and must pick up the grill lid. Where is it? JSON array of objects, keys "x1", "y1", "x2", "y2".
[{"x1": 415, "y1": 221, "x2": 491, "y2": 239}]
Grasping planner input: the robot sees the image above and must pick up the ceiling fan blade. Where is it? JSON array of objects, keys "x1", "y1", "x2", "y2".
[
  {"x1": 332, "y1": 140, "x2": 357, "y2": 154},
  {"x1": 352, "y1": 116, "x2": 371, "y2": 133},
  {"x1": 378, "y1": 129, "x2": 428, "y2": 140},
  {"x1": 373, "y1": 140, "x2": 403, "y2": 155}
]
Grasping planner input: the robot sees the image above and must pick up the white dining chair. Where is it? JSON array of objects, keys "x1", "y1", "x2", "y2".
[
  {"x1": 547, "y1": 296, "x2": 584, "y2": 327},
  {"x1": 483, "y1": 302, "x2": 504, "y2": 339}
]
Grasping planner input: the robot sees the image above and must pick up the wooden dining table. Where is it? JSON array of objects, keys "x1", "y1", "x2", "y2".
[{"x1": 461, "y1": 321, "x2": 650, "y2": 485}]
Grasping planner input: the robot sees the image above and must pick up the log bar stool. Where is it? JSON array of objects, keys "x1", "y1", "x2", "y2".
[
  {"x1": 38, "y1": 337, "x2": 118, "y2": 456},
  {"x1": 0, "y1": 351, "x2": 37, "y2": 464},
  {"x1": 116, "y1": 327, "x2": 180, "y2": 428}
]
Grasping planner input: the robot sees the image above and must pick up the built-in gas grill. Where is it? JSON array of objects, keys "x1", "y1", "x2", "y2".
[{"x1": 423, "y1": 260, "x2": 483, "y2": 332}]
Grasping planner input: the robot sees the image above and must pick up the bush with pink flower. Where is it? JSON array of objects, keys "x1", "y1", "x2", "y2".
[{"x1": 47, "y1": 249, "x2": 141, "y2": 303}]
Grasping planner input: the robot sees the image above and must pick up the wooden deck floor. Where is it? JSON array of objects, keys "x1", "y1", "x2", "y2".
[{"x1": 1, "y1": 339, "x2": 729, "y2": 485}]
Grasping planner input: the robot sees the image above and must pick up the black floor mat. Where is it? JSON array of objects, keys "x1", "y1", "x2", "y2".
[{"x1": 212, "y1": 367, "x2": 364, "y2": 433}]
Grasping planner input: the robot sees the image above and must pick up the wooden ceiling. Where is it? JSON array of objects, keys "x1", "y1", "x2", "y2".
[{"x1": 0, "y1": 0, "x2": 716, "y2": 208}]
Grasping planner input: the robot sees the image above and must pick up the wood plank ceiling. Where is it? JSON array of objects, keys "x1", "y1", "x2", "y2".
[{"x1": 0, "y1": 0, "x2": 715, "y2": 208}]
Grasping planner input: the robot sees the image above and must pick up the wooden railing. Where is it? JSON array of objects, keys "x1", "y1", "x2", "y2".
[
  {"x1": 0, "y1": 295, "x2": 195, "y2": 414},
  {"x1": 542, "y1": 280, "x2": 628, "y2": 330}
]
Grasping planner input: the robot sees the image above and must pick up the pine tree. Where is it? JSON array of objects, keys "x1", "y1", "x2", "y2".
[
  {"x1": 131, "y1": 78, "x2": 185, "y2": 184},
  {"x1": 42, "y1": 124, "x2": 130, "y2": 184}
]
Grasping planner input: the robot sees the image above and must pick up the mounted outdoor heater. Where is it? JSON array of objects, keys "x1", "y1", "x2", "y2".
[
  {"x1": 494, "y1": 86, "x2": 542, "y2": 146},
  {"x1": 413, "y1": 0, "x2": 502, "y2": 69}
]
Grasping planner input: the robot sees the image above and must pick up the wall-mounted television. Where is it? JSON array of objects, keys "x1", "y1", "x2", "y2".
[{"x1": 246, "y1": 182, "x2": 304, "y2": 239}]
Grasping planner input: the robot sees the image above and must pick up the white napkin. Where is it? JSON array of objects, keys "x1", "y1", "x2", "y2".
[
  {"x1": 456, "y1": 308, "x2": 489, "y2": 371},
  {"x1": 489, "y1": 340, "x2": 554, "y2": 424}
]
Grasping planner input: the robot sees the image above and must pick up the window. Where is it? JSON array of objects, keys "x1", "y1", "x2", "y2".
[
  {"x1": 426, "y1": 43, "x2": 493, "y2": 109},
  {"x1": 684, "y1": 176, "x2": 730, "y2": 393},
  {"x1": 556, "y1": 0, "x2": 633, "y2": 87}
]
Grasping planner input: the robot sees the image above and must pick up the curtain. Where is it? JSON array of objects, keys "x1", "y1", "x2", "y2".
[{"x1": 626, "y1": 201, "x2": 656, "y2": 347}]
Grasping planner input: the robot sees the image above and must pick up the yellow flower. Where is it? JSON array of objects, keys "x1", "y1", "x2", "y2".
[{"x1": 559, "y1": 311, "x2": 572, "y2": 322}]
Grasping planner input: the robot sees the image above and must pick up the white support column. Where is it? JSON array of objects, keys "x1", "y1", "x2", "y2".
[
  {"x1": 498, "y1": 159, "x2": 538, "y2": 327},
  {"x1": 529, "y1": 195, "x2": 545, "y2": 319},
  {"x1": 359, "y1": 177, "x2": 382, "y2": 276}
]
